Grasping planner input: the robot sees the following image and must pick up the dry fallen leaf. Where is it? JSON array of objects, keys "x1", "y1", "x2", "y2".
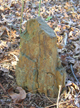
[
  {"x1": 0, "y1": 31, "x2": 4, "y2": 37},
  {"x1": 66, "y1": 81, "x2": 79, "y2": 92},
  {"x1": 57, "y1": 43, "x2": 63, "y2": 49},
  {"x1": 30, "y1": 106, "x2": 36, "y2": 108},
  {"x1": 8, "y1": 86, "x2": 26, "y2": 103},
  {"x1": 0, "y1": 6, "x2": 4, "y2": 11}
]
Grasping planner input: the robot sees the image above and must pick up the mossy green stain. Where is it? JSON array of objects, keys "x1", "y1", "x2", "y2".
[
  {"x1": 32, "y1": 69, "x2": 37, "y2": 90},
  {"x1": 20, "y1": 29, "x2": 38, "y2": 42},
  {"x1": 21, "y1": 52, "x2": 36, "y2": 63}
]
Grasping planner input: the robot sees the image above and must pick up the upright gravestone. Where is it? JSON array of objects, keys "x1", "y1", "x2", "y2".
[{"x1": 16, "y1": 17, "x2": 66, "y2": 97}]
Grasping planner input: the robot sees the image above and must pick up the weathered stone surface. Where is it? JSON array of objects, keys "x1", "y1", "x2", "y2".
[{"x1": 16, "y1": 17, "x2": 66, "y2": 97}]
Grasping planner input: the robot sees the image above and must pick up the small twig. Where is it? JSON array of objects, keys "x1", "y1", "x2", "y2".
[
  {"x1": 20, "y1": 0, "x2": 24, "y2": 33},
  {"x1": 13, "y1": 103, "x2": 24, "y2": 108},
  {"x1": 70, "y1": 64, "x2": 80, "y2": 85},
  {"x1": 9, "y1": 53, "x2": 19, "y2": 61},
  {"x1": 34, "y1": 102, "x2": 41, "y2": 108},
  {"x1": 38, "y1": 0, "x2": 41, "y2": 16},
  {"x1": 0, "y1": 83, "x2": 6, "y2": 93},
  {"x1": 57, "y1": 85, "x2": 62, "y2": 108},
  {"x1": 64, "y1": 87, "x2": 71, "y2": 101},
  {"x1": 45, "y1": 95, "x2": 80, "y2": 108},
  {"x1": 45, "y1": 96, "x2": 54, "y2": 104}
]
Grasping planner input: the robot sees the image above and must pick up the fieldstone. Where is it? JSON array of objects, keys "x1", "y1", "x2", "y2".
[{"x1": 15, "y1": 17, "x2": 66, "y2": 97}]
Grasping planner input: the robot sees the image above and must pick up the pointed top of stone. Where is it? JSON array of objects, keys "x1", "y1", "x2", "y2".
[{"x1": 37, "y1": 17, "x2": 56, "y2": 38}]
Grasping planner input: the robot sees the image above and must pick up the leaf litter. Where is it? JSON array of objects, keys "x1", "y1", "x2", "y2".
[{"x1": 0, "y1": 0, "x2": 80, "y2": 108}]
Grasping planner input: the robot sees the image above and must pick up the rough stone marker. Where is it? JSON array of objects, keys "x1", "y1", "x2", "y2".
[{"x1": 16, "y1": 17, "x2": 66, "y2": 97}]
